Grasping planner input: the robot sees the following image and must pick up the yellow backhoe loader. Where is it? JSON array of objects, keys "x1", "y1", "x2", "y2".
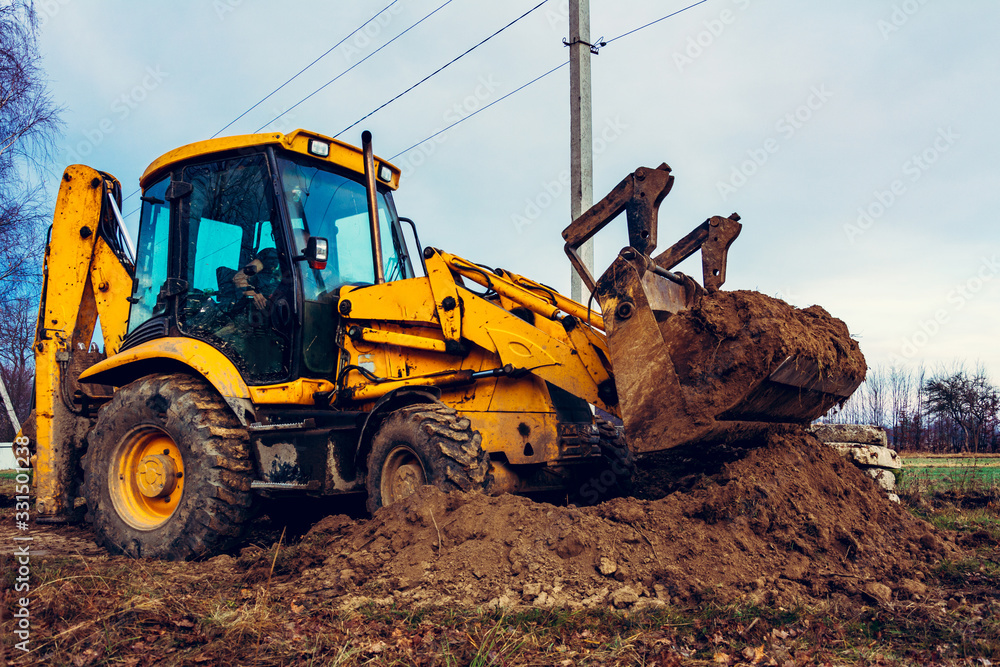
[{"x1": 23, "y1": 129, "x2": 864, "y2": 559}]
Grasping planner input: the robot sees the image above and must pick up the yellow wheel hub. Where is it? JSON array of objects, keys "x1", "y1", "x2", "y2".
[
  {"x1": 110, "y1": 428, "x2": 185, "y2": 530},
  {"x1": 380, "y1": 446, "x2": 426, "y2": 506},
  {"x1": 136, "y1": 454, "x2": 178, "y2": 498}
]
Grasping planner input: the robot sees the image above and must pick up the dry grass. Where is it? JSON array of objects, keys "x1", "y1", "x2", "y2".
[{"x1": 3, "y1": 548, "x2": 999, "y2": 666}]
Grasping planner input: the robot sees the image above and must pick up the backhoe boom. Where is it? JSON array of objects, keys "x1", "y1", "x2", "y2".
[{"x1": 30, "y1": 165, "x2": 133, "y2": 520}]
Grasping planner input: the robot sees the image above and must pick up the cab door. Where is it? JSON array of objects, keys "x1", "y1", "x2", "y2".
[{"x1": 175, "y1": 153, "x2": 295, "y2": 384}]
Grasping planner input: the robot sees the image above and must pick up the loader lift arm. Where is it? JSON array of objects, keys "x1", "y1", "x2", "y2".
[{"x1": 335, "y1": 248, "x2": 618, "y2": 413}]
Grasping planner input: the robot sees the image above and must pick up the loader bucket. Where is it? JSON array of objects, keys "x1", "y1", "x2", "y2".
[{"x1": 594, "y1": 250, "x2": 866, "y2": 454}]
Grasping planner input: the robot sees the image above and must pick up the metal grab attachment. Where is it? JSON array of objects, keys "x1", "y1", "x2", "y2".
[
  {"x1": 652, "y1": 214, "x2": 742, "y2": 293},
  {"x1": 562, "y1": 164, "x2": 674, "y2": 293},
  {"x1": 560, "y1": 164, "x2": 743, "y2": 294}
]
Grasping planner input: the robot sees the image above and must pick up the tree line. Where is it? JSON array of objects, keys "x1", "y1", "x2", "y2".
[
  {"x1": 0, "y1": 1, "x2": 60, "y2": 442},
  {"x1": 823, "y1": 363, "x2": 1000, "y2": 454}
]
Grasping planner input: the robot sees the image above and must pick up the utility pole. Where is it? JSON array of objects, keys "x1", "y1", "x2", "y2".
[{"x1": 568, "y1": 0, "x2": 594, "y2": 303}]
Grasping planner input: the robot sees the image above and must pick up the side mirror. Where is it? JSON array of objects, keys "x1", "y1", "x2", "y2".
[{"x1": 300, "y1": 236, "x2": 328, "y2": 270}]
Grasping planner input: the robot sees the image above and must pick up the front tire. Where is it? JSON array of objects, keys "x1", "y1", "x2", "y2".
[
  {"x1": 574, "y1": 418, "x2": 636, "y2": 505},
  {"x1": 365, "y1": 401, "x2": 492, "y2": 513},
  {"x1": 83, "y1": 373, "x2": 252, "y2": 559}
]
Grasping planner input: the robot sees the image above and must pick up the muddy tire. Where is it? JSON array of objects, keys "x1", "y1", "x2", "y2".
[
  {"x1": 575, "y1": 418, "x2": 636, "y2": 505},
  {"x1": 365, "y1": 401, "x2": 492, "y2": 514},
  {"x1": 83, "y1": 373, "x2": 252, "y2": 560}
]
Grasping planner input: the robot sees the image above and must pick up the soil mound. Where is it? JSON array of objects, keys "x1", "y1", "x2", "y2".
[
  {"x1": 663, "y1": 290, "x2": 867, "y2": 424},
  {"x1": 618, "y1": 289, "x2": 868, "y2": 452},
  {"x1": 265, "y1": 427, "x2": 953, "y2": 611}
]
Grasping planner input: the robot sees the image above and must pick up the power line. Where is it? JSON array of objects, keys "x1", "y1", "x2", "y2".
[
  {"x1": 212, "y1": 0, "x2": 403, "y2": 139},
  {"x1": 124, "y1": 1, "x2": 407, "y2": 206},
  {"x1": 389, "y1": 2, "x2": 711, "y2": 163},
  {"x1": 389, "y1": 60, "x2": 568, "y2": 161},
  {"x1": 254, "y1": 0, "x2": 457, "y2": 133},
  {"x1": 125, "y1": 1, "x2": 707, "y2": 209},
  {"x1": 336, "y1": 0, "x2": 550, "y2": 139},
  {"x1": 605, "y1": 0, "x2": 709, "y2": 44}
]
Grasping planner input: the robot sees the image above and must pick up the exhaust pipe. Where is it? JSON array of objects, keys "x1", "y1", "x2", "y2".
[{"x1": 362, "y1": 130, "x2": 385, "y2": 284}]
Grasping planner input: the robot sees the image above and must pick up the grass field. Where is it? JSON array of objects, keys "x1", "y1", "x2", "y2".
[{"x1": 898, "y1": 453, "x2": 1000, "y2": 495}]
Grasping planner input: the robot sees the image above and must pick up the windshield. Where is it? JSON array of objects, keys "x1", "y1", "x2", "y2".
[{"x1": 276, "y1": 154, "x2": 408, "y2": 301}]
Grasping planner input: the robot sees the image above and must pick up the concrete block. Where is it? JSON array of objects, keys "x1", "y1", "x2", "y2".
[
  {"x1": 810, "y1": 424, "x2": 888, "y2": 447},
  {"x1": 828, "y1": 443, "x2": 902, "y2": 470},
  {"x1": 866, "y1": 468, "x2": 897, "y2": 491}
]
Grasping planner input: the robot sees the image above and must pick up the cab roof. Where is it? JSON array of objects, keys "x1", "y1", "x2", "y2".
[{"x1": 140, "y1": 129, "x2": 401, "y2": 191}]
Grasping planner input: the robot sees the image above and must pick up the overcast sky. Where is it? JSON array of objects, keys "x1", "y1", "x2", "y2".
[{"x1": 35, "y1": 0, "x2": 1000, "y2": 381}]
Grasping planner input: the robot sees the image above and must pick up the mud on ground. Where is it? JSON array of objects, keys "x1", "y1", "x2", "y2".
[
  {"x1": 5, "y1": 426, "x2": 999, "y2": 665},
  {"x1": 233, "y1": 427, "x2": 953, "y2": 614}
]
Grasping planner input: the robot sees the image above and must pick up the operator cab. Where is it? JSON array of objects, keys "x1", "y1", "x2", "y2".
[{"x1": 124, "y1": 130, "x2": 412, "y2": 385}]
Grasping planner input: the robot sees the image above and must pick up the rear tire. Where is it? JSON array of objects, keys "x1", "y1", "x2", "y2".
[
  {"x1": 365, "y1": 401, "x2": 492, "y2": 513},
  {"x1": 83, "y1": 373, "x2": 252, "y2": 560}
]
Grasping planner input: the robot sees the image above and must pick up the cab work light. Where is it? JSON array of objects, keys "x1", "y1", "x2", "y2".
[
  {"x1": 308, "y1": 139, "x2": 330, "y2": 157},
  {"x1": 377, "y1": 164, "x2": 393, "y2": 183}
]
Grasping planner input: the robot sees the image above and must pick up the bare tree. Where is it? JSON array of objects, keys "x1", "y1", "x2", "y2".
[
  {"x1": 0, "y1": 1, "x2": 62, "y2": 440},
  {"x1": 887, "y1": 365, "x2": 910, "y2": 448},
  {"x1": 924, "y1": 366, "x2": 1000, "y2": 454},
  {"x1": 0, "y1": 0, "x2": 61, "y2": 308},
  {"x1": 864, "y1": 364, "x2": 887, "y2": 428},
  {"x1": 0, "y1": 294, "x2": 33, "y2": 440},
  {"x1": 820, "y1": 376, "x2": 863, "y2": 425},
  {"x1": 906, "y1": 365, "x2": 927, "y2": 450},
  {"x1": 820, "y1": 362, "x2": 1000, "y2": 454}
]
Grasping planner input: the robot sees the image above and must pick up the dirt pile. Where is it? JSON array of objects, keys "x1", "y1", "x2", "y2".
[
  {"x1": 661, "y1": 289, "x2": 867, "y2": 426},
  {"x1": 256, "y1": 427, "x2": 954, "y2": 612}
]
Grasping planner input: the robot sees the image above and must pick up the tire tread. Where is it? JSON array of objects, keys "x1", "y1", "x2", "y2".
[{"x1": 83, "y1": 373, "x2": 252, "y2": 560}]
